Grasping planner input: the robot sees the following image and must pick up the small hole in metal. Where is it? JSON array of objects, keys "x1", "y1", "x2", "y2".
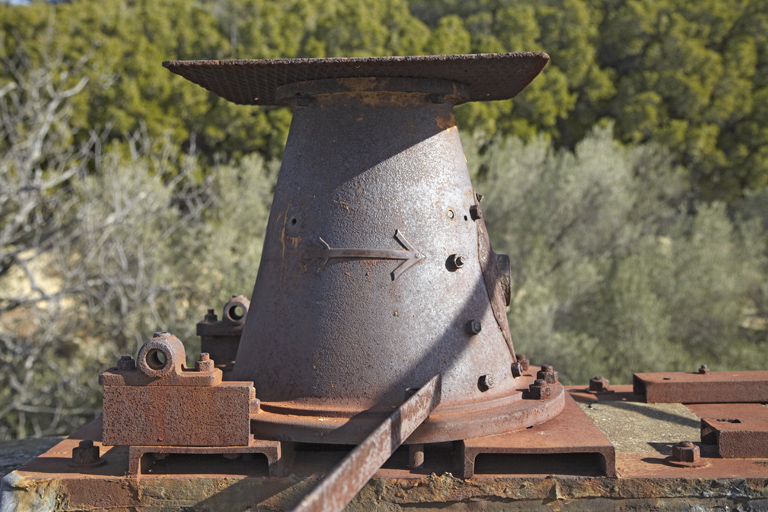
[
  {"x1": 291, "y1": 217, "x2": 297, "y2": 226},
  {"x1": 146, "y1": 349, "x2": 167, "y2": 370},
  {"x1": 464, "y1": 215, "x2": 468, "y2": 221}
]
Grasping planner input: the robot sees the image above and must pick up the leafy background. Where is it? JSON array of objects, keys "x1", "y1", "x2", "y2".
[{"x1": 1, "y1": 0, "x2": 766, "y2": 439}]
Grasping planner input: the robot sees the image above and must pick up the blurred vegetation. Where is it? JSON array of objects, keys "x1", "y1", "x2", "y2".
[{"x1": 0, "y1": 0, "x2": 767, "y2": 439}]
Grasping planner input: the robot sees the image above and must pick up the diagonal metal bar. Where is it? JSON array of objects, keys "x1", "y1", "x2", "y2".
[{"x1": 290, "y1": 374, "x2": 442, "y2": 512}]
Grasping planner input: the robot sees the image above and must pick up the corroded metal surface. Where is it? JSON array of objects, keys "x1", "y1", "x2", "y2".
[
  {"x1": 292, "y1": 374, "x2": 441, "y2": 512},
  {"x1": 461, "y1": 393, "x2": 616, "y2": 478},
  {"x1": 163, "y1": 53, "x2": 549, "y2": 106},
  {"x1": 211, "y1": 73, "x2": 565, "y2": 443},
  {"x1": 197, "y1": 295, "x2": 250, "y2": 373},
  {"x1": 633, "y1": 370, "x2": 768, "y2": 403},
  {"x1": 128, "y1": 438, "x2": 281, "y2": 477},
  {"x1": 100, "y1": 334, "x2": 258, "y2": 447},
  {"x1": 6, "y1": 389, "x2": 768, "y2": 511},
  {"x1": 692, "y1": 403, "x2": 768, "y2": 458}
]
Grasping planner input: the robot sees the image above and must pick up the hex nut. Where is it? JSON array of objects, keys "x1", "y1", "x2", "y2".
[
  {"x1": 672, "y1": 441, "x2": 700, "y2": 463},
  {"x1": 589, "y1": 376, "x2": 610, "y2": 393},
  {"x1": 466, "y1": 319, "x2": 482, "y2": 335},
  {"x1": 71, "y1": 440, "x2": 100, "y2": 465},
  {"x1": 516, "y1": 354, "x2": 529, "y2": 371},
  {"x1": 116, "y1": 355, "x2": 136, "y2": 372},
  {"x1": 511, "y1": 362, "x2": 523, "y2": 377},
  {"x1": 478, "y1": 375, "x2": 494, "y2": 392},
  {"x1": 537, "y1": 365, "x2": 558, "y2": 384},
  {"x1": 196, "y1": 353, "x2": 215, "y2": 372},
  {"x1": 528, "y1": 379, "x2": 551, "y2": 400},
  {"x1": 698, "y1": 365, "x2": 710, "y2": 375},
  {"x1": 447, "y1": 254, "x2": 465, "y2": 271}
]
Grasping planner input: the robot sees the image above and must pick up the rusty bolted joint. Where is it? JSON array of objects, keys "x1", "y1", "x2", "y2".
[
  {"x1": 516, "y1": 354, "x2": 529, "y2": 371},
  {"x1": 537, "y1": 364, "x2": 558, "y2": 384},
  {"x1": 672, "y1": 441, "x2": 700, "y2": 463},
  {"x1": 116, "y1": 355, "x2": 136, "y2": 371},
  {"x1": 447, "y1": 254, "x2": 465, "y2": 271},
  {"x1": 477, "y1": 374, "x2": 494, "y2": 392},
  {"x1": 465, "y1": 319, "x2": 482, "y2": 335},
  {"x1": 70, "y1": 440, "x2": 104, "y2": 467},
  {"x1": 510, "y1": 362, "x2": 523, "y2": 377},
  {"x1": 588, "y1": 376, "x2": 611, "y2": 393},
  {"x1": 195, "y1": 352, "x2": 215, "y2": 372},
  {"x1": 698, "y1": 364, "x2": 710, "y2": 375},
  {"x1": 527, "y1": 379, "x2": 551, "y2": 400}
]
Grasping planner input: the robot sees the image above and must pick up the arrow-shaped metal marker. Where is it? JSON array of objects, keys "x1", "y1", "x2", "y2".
[{"x1": 316, "y1": 229, "x2": 425, "y2": 281}]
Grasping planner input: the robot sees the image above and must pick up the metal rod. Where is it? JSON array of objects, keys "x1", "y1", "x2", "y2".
[{"x1": 291, "y1": 374, "x2": 442, "y2": 512}]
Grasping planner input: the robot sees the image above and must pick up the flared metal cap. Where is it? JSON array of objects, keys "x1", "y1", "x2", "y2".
[{"x1": 163, "y1": 52, "x2": 549, "y2": 106}]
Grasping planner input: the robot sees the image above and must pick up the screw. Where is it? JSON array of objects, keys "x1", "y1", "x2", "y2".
[
  {"x1": 465, "y1": 319, "x2": 482, "y2": 335},
  {"x1": 196, "y1": 353, "x2": 215, "y2": 372},
  {"x1": 117, "y1": 355, "x2": 136, "y2": 371},
  {"x1": 516, "y1": 354, "x2": 529, "y2": 371},
  {"x1": 71, "y1": 440, "x2": 100, "y2": 465},
  {"x1": 698, "y1": 365, "x2": 710, "y2": 375},
  {"x1": 478, "y1": 375, "x2": 494, "y2": 392},
  {"x1": 447, "y1": 254, "x2": 465, "y2": 271},
  {"x1": 589, "y1": 376, "x2": 610, "y2": 393},
  {"x1": 672, "y1": 441, "x2": 700, "y2": 463}
]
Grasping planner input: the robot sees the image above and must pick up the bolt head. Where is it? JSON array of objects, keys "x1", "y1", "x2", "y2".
[
  {"x1": 116, "y1": 356, "x2": 136, "y2": 371},
  {"x1": 672, "y1": 441, "x2": 700, "y2": 463},
  {"x1": 698, "y1": 365, "x2": 710, "y2": 374},
  {"x1": 199, "y1": 352, "x2": 211, "y2": 361},
  {"x1": 527, "y1": 379, "x2": 551, "y2": 399},
  {"x1": 466, "y1": 319, "x2": 482, "y2": 335},
  {"x1": 72, "y1": 440, "x2": 100, "y2": 465},
  {"x1": 516, "y1": 354, "x2": 529, "y2": 371},
  {"x1": 153, "y1": 331, "x2": 171, "y2": 338},
  {"x1": 511, "y1": 362, "x2": 523, "y2": 377},
  {"x1": 589, "y1": 376, "x2": 610, "y2": 392},
  {"x1": 478, "y1": 375, "x2": 494, "y2": 392}
]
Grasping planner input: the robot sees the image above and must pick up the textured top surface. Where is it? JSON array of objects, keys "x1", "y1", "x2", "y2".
[{"x1": 163, "y1": 53, "x2": 549, "y2": 106}]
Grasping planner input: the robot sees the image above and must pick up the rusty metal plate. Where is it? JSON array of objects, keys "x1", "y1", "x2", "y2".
[
  {"x1": 128, "y1": 438, "x2": 281, "y2": 477},
  {"x1": 251, "y1": 370, "x2": 566, "y2": 444},
  {"x1": 163, "y1": 53, "x2": 549, "y2": 106},
  {"x1": 687, "y1": 403, "x2": 768, "y2": 458},
  {"x1": 102, "y1": 382, "x2": 257, "y2": 447},
  {"x1": 633, "y1": 371, "x2": 768, "y2": 403},
  {"x1": 461, "y1": 392, "x2": 616, "y2": 478}
]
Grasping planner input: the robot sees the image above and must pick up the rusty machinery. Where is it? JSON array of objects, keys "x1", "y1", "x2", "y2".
[{"x1": 84, "y1": 53, "x2": 768, "y2": 511}]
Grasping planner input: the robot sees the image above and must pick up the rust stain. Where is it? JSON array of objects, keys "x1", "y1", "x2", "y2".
[
  {"x1": 436, "y1": 112, "x2": 456, "y2": 132},
  {"x1": 334, "y1": 199, "x2": 351, "y2": 212}
]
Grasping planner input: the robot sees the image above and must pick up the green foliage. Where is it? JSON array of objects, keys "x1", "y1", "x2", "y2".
[{"x1": 473, "y1": 126, "x2": 767, "y2": 384}]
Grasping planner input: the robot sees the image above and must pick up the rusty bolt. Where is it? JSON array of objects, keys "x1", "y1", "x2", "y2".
[
  {"x1": 511, "y1": 362, "x2": 523, "y2": 377},
  {"x1": 516, "y1": 354, "x2": 529, "y2": 371},
  {"x1": 528, "y1": 379, "x2": 551, "y2": 400},
  {"x1": 537, "y1": 364, "x2": 558, "y2": 384},
  {"x1": 478, "y1": 375, "x2": 494, "y2": 392},
  {"x1": 672, "y1": 441, "x2": 700, "y2": 463},
  {"x1": 698, "y1": 365, "x2": 710, "y2": 375},
  {"x1": 196, "y1": 352, "x2": 215, "y2": 372},
  {"x1": 447, "y1": 254, "x2": 465, "y2": 271},
  {"x1": 72, "y1": 440, "x2": 100, "y2": 465},
  {"x1": 465, "y1": 319, "x2": 482, "y2": 335},
  {"x1": 589, "y1": 376, "x2": 610, "y2": 393},
  {"x1": 116, "y1": 355, "x2": 136, "y2": 372},
  {"x1": 204, "y1": 308, "x2": 218, "y2": 322},
  {"x1": 469, "y1": 204, "x2": 482, "y2": 220},
  {"x1": 153, "y1": 331, "x2": 171, "y2": 338}
]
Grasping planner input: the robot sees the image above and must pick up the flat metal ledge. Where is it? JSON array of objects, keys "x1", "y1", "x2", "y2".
[{"x1": 3, "y1": 386, "x2": 768, "y2": 511}]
